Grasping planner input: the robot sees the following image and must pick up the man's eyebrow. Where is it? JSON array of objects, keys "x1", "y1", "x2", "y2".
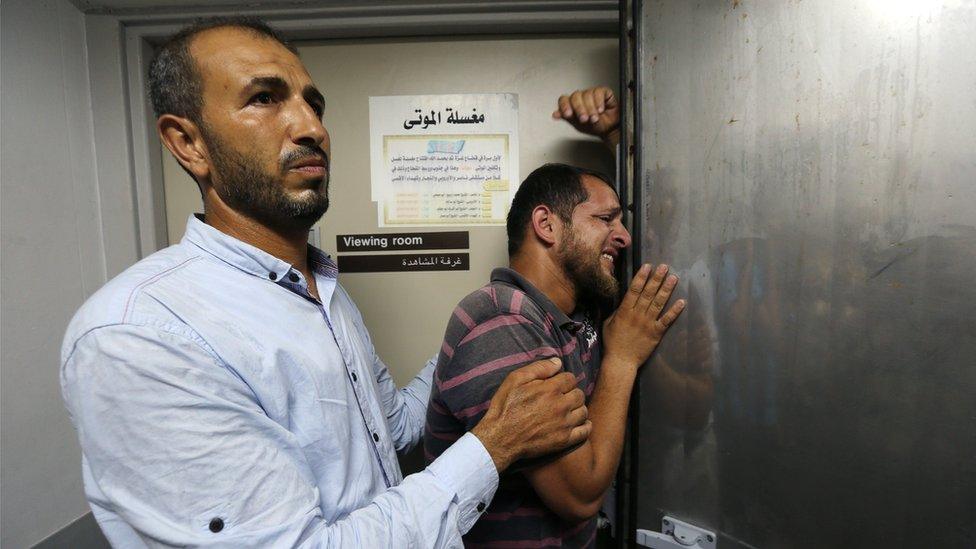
[
  {"x1": 247, "y1": 75, "x2": 288, "y2": 91},
  {"x1": 303, "y1": 85, "x2": 325, "y2": 109},
  {"x1": 244, "y1": 77, "x2": 324, "y2": 111}
]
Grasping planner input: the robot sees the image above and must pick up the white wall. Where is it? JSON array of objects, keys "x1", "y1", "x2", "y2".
[{"x1": 1, "y1": 0, "x2": 107, "y2": 546}]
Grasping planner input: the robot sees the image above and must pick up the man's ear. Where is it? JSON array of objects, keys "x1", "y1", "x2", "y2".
[
  {"x1": 157, "y1": 114, "x2": 210, "y2": 183},
  {"x1": 530, "y1": 205, "x2": 560, "y2": 247}
]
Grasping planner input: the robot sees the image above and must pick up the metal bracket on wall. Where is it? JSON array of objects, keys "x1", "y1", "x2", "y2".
[{"x1": 636, "y1": 516, "x2": 717, "y2": 549}]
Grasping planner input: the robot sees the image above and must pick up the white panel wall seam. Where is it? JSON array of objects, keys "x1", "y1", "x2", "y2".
[
  {"x1": 85, "y1": 14, "x2": 143, "y2": 275},
  {"x1": 60, "y1": 0, "x2": 109, "y2": 293}
]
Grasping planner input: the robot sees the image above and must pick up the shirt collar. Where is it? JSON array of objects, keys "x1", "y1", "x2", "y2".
[
  {"x1": 181, "y1": 214, "x2": 338, "y2": 281},
  {"x1": 489, "y1": 267, "x2": 583, "y2": 332}
]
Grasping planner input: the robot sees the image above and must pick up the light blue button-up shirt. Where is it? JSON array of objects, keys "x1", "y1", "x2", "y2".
[{"x1": 61, "y1": 215, "x2": 498, "y2": 547}]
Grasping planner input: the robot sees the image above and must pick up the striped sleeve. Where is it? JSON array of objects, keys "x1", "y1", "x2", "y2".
[{"x1": 436, "y1": 305, "x2": 556, "y2": 431}]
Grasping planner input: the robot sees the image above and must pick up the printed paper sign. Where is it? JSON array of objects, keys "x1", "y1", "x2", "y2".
[{"x1": 369, "y1": 94, "x2": 519, "y2": 227}]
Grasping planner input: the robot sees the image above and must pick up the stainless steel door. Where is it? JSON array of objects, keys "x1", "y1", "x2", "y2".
[{"x1": 631, "y1": 1, "x2": 976, "y2": 547}]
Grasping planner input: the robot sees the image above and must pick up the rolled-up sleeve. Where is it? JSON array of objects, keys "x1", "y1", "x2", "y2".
[{"x1": 62, "y1": 324, "x2": 497, "y2": 548}]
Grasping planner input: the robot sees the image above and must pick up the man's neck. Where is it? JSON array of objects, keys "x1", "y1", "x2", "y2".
[
  {"x1": 509, "y1": 253, "x2": 577, "y2": 315},
  {"x1": 203, "y1": 198, "x2": 316, "y2": 293}
]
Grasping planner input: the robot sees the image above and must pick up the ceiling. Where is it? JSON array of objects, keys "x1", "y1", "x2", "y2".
[{"x1": 67, "y1": 0, "x2": 606, "y2": 15}]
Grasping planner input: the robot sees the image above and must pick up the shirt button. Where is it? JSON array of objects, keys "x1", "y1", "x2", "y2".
[
  {"x1": 288, "y1": 272, "x2": 299, "y2": 282},
  {"x1": 268, "y1": 272, "x2": 278, "y2": 281},
  {"x1": 476, "y1": 502, "x2": 486, "y2": 512},
  {"x1": 372, "y1": 432, "x2": 380, "y2": 442},
  {"x1": 351, "y1": 372, "x2": 358, "y2": 382},
  {"x1": 209, "y1": 518, "x2": 224, "y2": 533}
]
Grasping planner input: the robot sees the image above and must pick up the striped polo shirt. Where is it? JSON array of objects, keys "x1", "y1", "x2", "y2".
[{"x1": 425, "y1": 267, "x2": 601, "y2": 548}]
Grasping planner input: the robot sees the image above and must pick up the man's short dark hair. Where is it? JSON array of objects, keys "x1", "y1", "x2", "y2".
[
  {"x1": 506, "y1": 163, "x2": 615, "y2": 257},
  {"x1": 148, "y1": 16, "x2": 296, "y2": 122}
]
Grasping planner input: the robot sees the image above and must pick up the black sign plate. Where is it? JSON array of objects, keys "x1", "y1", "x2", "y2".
[
  {"x1": 336, "y1": 231, "x2": 468, "y2": 252},
  {"x1": 338, "y1": 253, "x2": 470, "y2": 273}
]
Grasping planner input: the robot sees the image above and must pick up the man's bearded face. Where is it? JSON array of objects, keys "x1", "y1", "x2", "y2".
[
  {"x1": 202, "y1": 124, "x2": 330, "y2": 230},
  {"x1": 555, "y1": 176, "x2": 631, "y2": 307},
  {"x1": 188, "y1": 27, "x2": 332, "y2": 232},
  {"x1": 558, "y1": 220, "x2": 620, "y2": 304}
]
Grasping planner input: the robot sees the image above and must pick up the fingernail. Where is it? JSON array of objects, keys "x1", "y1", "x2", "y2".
[
  {"x1": 641, "y1": 263, "x2": 651, "y2": 274},
  {"x1": 549, "y1": 357, "x2": 561, "y2": 365},
  {"x1": 657, "y1": 264, "x2": 668, "y2": 274}
]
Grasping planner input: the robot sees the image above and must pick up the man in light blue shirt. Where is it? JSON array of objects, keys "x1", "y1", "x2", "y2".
[{"x1": 61, "y1": 17, "x2": 595, "y2": 547}]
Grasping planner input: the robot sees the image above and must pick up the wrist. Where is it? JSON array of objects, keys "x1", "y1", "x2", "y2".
[
  {"x1": 471, "y1": 421, "x2": 516, "y2": 472},
  {"x1": 602, "y1": 128, "x2": 621, "y2": 149},
  {"x1": 602, "y1": 351, "x2": 642, "y2": 374}
]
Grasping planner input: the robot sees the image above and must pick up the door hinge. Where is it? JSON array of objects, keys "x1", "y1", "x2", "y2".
[{"x1": 636, "y1": 515, "x2": 716, "y2": 549}]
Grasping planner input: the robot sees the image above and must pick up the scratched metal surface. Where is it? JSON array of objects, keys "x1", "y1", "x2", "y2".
[{"x1": 632, "y1": 1, "x2": 976, "y2": 547}]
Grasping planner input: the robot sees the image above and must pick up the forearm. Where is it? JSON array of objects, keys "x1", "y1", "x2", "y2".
[
  {"x1": 527, "y1": 262, "x2": 685, "y2": 521},
  {"x1": 382, "y1": 355, "x2": 436, "y2": 452},
  {"x1": 580, "y1": 355, "x2": 639, "y2": 488},
  {"x1": 526, "y1": 355, "x2": 638, "y2": 520},
  {"x1": 66, "y1": 328, "x2": 492, "y2": 548},
  {"x1": 301, "y1": 433, "x2": 497, "y2": 547},
  {"x1": 95, "y1": 433, "x2": 497, "y2": 548}
]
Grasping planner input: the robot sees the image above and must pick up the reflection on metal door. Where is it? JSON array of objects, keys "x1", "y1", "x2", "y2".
[{"x1": 628, "y1": 1, "x2": 976, "y2": 547}]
